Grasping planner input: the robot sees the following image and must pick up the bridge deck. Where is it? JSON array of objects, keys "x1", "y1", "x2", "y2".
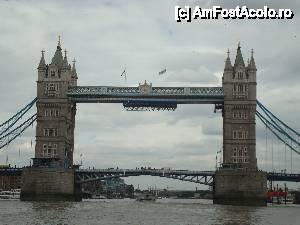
[
  {"x1": 75, "y1": 169, "x2": 215, "y2": 185},
  {"x1": 75, "y1": 169, "x2": 300, "y2": 185},
  {"x1": 67, "y1": 86, "x2": 224, "y2": 104},
  {"x1": 2, "y1": 168, "x2": 299, "y2": 185}
]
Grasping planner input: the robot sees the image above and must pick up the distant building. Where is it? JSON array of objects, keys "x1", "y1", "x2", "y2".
[
  {"x1": 0, "y1": 165, "x2": 22, "y2": 190},
  {"x1": 82, "y1": 177, "x2": 134, "y2": 199}
]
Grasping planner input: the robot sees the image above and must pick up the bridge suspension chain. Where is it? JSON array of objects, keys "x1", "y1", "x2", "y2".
[
  {"x1": 256, "y1": 100, "x2": 300, "y2": 155},
  {"x1": 0, "y1": 114, "x2": 37, "y2": 149},
  {"x1": 0, "y1": 98, "x2": 37, "y2": 137},
  {"x1": 257, "y1": 100, "x2": 299, "y2": 137}
]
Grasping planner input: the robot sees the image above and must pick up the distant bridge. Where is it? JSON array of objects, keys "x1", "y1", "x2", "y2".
[
  {"x1": 74, "y1": 169, "x2": 300, "y2": 186},
  {"x1": 75, "y1": 169, "x2": 215, "y2": 186},
  {"x1": 1, "y1": 168, "x2": 300, "y2": 187}
]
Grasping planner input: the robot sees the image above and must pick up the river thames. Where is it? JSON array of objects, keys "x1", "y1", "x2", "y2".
[{"x1": 0, "y1": 199, "x2": 299, "y2": 225}]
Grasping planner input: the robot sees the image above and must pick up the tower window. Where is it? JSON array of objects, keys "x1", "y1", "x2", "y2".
[
  {"x1": 44, "y1": 109, "x2": 60, "y2": 117},
  {"x1": 42, "y1": 143, "x2": 58, "y2": 158},
  {"x1": 232, "y1": 146, "x2": 249, "y2": 164},
  {"x1": 237, "y1": 72, "x2": 244, "y2": 79},
  {"x1": 44, "y1": 128, "x2": 58, "y2": 137},
  {"x1": 51, "y1": 71, "x2": 55, "y2": 78},
  {"x1": 233, "y1": 84, "x2": 248, "y2": 98},
  {"x1": 233, "y1": 130, "x2": 248, "y2": 139},
  {"x1": 233, "y1": 111, "x2": 248, "y2": 119}
]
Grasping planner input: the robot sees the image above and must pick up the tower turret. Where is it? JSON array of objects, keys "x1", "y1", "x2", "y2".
[
  {"x1": 63, "y1": 49, "x2": 69, "y2": 69},
  {"x1": 222, "y1": 43, "x2": 257, "y2": 171},
  {"x1": 38, "y1": 50, "x2": 46, "y2": 69},
  {"x1": 34, "y1": 37, "x2": 77, "y2": 168},
  {"x1": 234, "y1": 42, "x2": 245, "y2": 68}
]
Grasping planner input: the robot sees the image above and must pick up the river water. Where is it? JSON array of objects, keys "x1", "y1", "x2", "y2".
[{"x1": 0, "y1": 199, "x2": 299, "y2": 225}]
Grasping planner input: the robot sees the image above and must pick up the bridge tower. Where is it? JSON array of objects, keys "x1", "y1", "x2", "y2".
[
  {"x1": 214, "y1": 44, "x2": 267, "y2": 206},
  {"x1": 21, "y1": 39, "x2": 81, "y2": 201}
]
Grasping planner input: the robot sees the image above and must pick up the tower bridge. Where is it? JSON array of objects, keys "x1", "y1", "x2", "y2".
[
  {"x1": 67, "y1": 85, "x2": 224, "y2": 104},
  {"x1": 0, "y1": 39, "x2": 299, "y2": 205}
]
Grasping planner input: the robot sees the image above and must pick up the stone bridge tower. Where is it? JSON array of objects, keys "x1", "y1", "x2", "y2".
[
  {"x1": 34, "y1": 39, "x2": 77, "y2": 168},
  {"x1": 214, "y1": 44, "x2": 267, "y2": 206},
  {"x1": 222, "y1": 43, "x2": 257, "y2": 170},
  {"x1": 21, "y1": 39, "x2": 81, "y2": 201}
]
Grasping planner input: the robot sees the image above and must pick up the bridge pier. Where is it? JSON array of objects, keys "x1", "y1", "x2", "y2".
[
  {"x1": 213, "y1": 170, "x2": 267, "y2": 206},
  {"x1": 20, "y1": 167, "x2": 82, "y2": 201}
]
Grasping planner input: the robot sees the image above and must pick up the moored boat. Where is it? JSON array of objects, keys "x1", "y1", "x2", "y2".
[
  {"x1": 136, "y1": 192, "x2": 156, "y2": 201},
  {"x1": 0, "y1": 189, "x2": 20, "y2": 200}
]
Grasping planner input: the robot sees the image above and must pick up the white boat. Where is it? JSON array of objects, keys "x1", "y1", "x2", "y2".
[
  {"x1": 136, "y1": 193, "x2": 156, "y2": 201},
  {"x1": 91, "y1": 194, "x2": 107, "y2": 199},
  {"x1": 0, "y1": 189, "x2": 20, "y2": 200}
]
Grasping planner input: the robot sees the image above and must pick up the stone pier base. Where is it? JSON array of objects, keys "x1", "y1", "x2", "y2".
[
  {"x1": 213, "y1": 170, "x2": 267, "y2": 206},
  {"x1": 20, "y1": 167, "x2": 82, "y2": 201}
]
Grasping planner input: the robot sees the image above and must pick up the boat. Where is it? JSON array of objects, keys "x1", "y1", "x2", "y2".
[
  {"x1": 91, "y1": 194, "x2": 107, "y2": 199},
  {"x1": 136, "y1": 192, "x2": 156, "y2": 201},
  {"x1": 0, "y1": 189, "x2": 20, "y2": 200},
  {"x1": 267, "y1": 190, "x2": 295, "y2": 204}
]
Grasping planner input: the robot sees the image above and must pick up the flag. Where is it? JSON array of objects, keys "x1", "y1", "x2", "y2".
[
  {"x1": 31, "y1": 139, "x2": 33, "y2": 148},
  {"x1": 6, "y1": 155, "x2": 8, "y2": 165},
  {"x1": 121, "y1": 68, "x2": 127, "y2": 80},
  {"x1": 19, "y1": 148, "x2": 20, "y2": 157},
  {"x1": 158, "y1": 68, "x2": 167, "y2": 75}
]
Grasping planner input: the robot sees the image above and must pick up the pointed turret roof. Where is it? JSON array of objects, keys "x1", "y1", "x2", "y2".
[
  {"x1": 248, "y1": 49, "x2": 257, "y2": 70},
  {"x1": 38, "y1": 49, "x2": 46, "y2": 69},
  {"x1": 234, "y1": 42, "x2": 245, "y2": 68},
  {"x1": 72, "y1": 58, "x2": 78, "y2": 79},
  {"x1": 51, "y1": 36, "x2": 64, "y2": 68},
  {"x1": 224, "y1": 49, "x2": 233, "y2": 71},
  {"x1": 63, "y1": 49, "x2": 69, "y2": 69}
]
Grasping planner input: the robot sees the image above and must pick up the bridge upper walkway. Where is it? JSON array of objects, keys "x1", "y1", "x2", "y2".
[{"x1": 66, "y1": 86, "x2": 224, "y2": 104}]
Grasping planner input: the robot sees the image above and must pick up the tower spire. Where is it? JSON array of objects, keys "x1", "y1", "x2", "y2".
[
  {"x1": 248, "y1": 48, "x2": 256, "y2": 70},
  {"x1": 72, "y1": 58, "x2": 76, "y2": 70},
  {"x1": 224, "y1": 48, "x2": 232, "y2": 71},
  {"x1": 38, "y1": 49, "x2": 46, "y2": 69},
  {"x1": 72, "y1": 58, "x2": 78, "y2": 79},
  {"x1": 57, "y1": 35, "x2": 61, "y2": 50},
  {"x1": 63, "y1": 48, "x2": 69, "y2": 68},
  {"x1": 51, "y1": 37, "x2": 63, "y2": 67},
  {"x1": 234, "y1": 42, "x2": 245, "y2": 67}
]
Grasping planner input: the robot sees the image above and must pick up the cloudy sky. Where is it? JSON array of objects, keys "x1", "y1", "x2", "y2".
[{"x1": 0, "y1": 0, "x2": 299, "y2": 190}]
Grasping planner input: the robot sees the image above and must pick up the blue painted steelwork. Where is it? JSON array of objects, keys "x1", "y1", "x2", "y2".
[
  {"x1": 0, "y1": 98, "x2": 37, "y2": 137},
  {"x1": 123, "y1": 100, "x2": 177, "y2": 111},
  {"x1": 267, "y1": 172, "x2": 300, "y2": 182},
  {"x1": 256, "y1": 100, "x2": 300, "y2": 155},
  {"x1": 2, "y1": 167, "x2": 299, "y2": 184},
  {"x1": 75, "y1": 169, "x2": 300, "y2": 185},
  {"x1": 0, "y1": 114, "x2": 37, "y2": 149},
  {"x1": 67, "y1": 86, "x2": 224, "y2": 104},
  {"x1": 75, "y1": 169, "x2": 215, "y2": 186},
  {"x1": 0, "y1": 168, "x2": 22, "y2": 176},
  {"x1": 257, "y1": 100, "x2": 299, "y2": 136}
]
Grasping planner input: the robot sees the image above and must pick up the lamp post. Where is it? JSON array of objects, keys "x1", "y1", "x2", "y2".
[{"x1": 216, "y1": 150, "x2": 222, "y2": 169}]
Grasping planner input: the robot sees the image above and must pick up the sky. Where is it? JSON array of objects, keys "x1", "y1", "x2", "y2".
[{"x1": 0, "y1": 0, "x2": 299, "y2": 190}]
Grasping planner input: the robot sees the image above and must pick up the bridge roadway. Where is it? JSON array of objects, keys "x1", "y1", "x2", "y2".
[
  {"x1": 75, "y1": 168, "x2": 300, "y2": 186},
  {"x1": 66, "y1": 86, "x2": 224, "y2": 104},
  {"x1": 1, "y1": 168, "x2": 299, "y2": 186},
  {"x1": 75, "y1": 169, "x2": 215, "y2": 185}
]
